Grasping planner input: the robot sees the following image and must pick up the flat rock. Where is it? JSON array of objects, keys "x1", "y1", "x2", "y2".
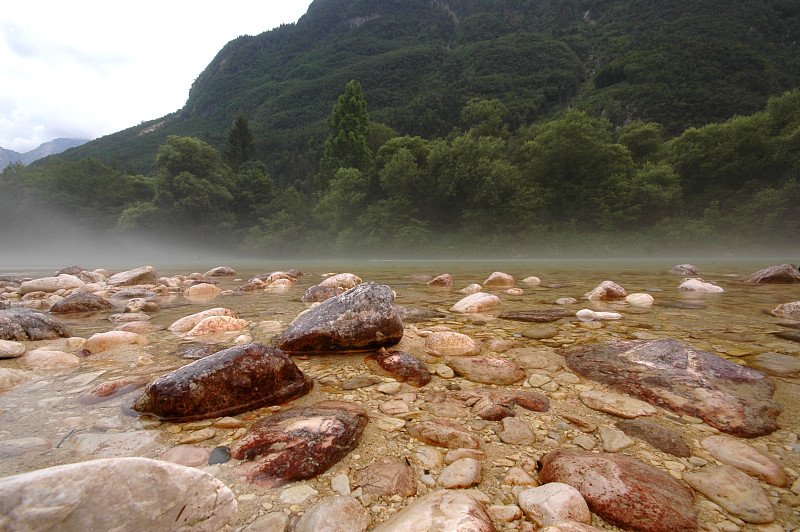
[
  {"x1": 678, "y1": 278, "x2": 724, "y2": 292},
  {"x1": 772, "y1": 301, "x2": 800, "y2": 318},
  {"x1": 599, "y1": 425, "x2": 634, "y2": 452},
  {"x1": 498, "y1": 309, "x2": 573, "y2": 323},
  {"x1": 231, "y1": 400, "x2": 367, "y2": 488},
  {"x1": 133, "y1": 343, "x2": 312, "y2": 422},
  {"x1": 0, "y1": 457, "x2": 236, "y2": 531},
  {"x1": 518, "y1": 482, "x2": 591, "y2": 528},
  {"x1": 743, "y1": 263, "x2": 800, "y2": 283},
  {"x1": 437, "y1": 457, "x2": 481, "y2": 488},
  {"x1": 447, "y1": 356, "x2": 525, "y2": 385},
  {"x1": 450, "y1": 292, "x2": 501, "y2": 313},
  {"x1": 18, "y1": 274, "x2": 84, "y2": 295},
  {"x1": 579, "y1": 390, "x2": 659, "y2": 418},
  {"x1": 187, "y1": 316, "x2": 248, "y2": 336},
  {"x1": 353, "y1": 456, "x2": 417, "y2": 497},
  {"x1": 0, "y1": 308, "x2": 72, "y2": 340},
  {"x1": 78, "y1": 377, "x2": 150, "y2": 404},
  {"x1": 0, "y1": 437, "x2": 52, "y2": 458},
  {"x1": 497, "y1": 417, "x2": 535, "y2": 445},
  {"x1": 370, "y1": 490, "x2": 494, "y2": 532},
  {"x1": 425, "y1": 331, "x2": 480, "y2": 357},
  {"x1": 586, "y1": 280, "x2": 627, "y2": 301},
  {"x1": 341, "y1": 374, "x2": 381, "y2": 390},
  {"x1": 701, "y1": 435, "x2": 787, "y2": 486},
  {"x1": 0, "y1": 339, "x2": 25, "y2": 358},
  {"x1": 73, "y1": 431, "x2": 156, "y2": 457},
  {"x1": 453, "y1": 388, "x2": 550, "y2": 414},
  {"x1": 561, "y1": 338, "x2": 781, "y2": 437},
  {"x1": 670, "y1": 264, "x2": 701, "y2": 275},
  {"x1": 49, "y1": 293, "x2": 113, "y2": 313},
  {"x1": 168, "y1": 308, "x2": 237, "y2": 332},
  {"x1": 23, "y1": 349, "x2": 80, "y2": 369},
  {"x1": 407, "y1": 419, "x2": 480, "y2": 449},
  {"x1": 539, "y1": 449, "x2": 698, "y2": 532},
  {"x1": 318, "y1": 273, "x2": 362, "y2": 290},
  {"x1": 365, "y1": 350, "x2": 431, "y2": 387},
  {"x1": 0, "y1": 368, "x2": 30, "y2": 393},
  {"x1": 83, "y1": 330, "x2": 148, "y2": 353},
  {"x1": 107, "y1": 266, "x2": 157, "y2": 286},
  {"x1": 684, "y1": 465, "x2": 775, "y2": 523},
  {"x1": 185, "y1": 283, "x2": 222, "y2": 298},
  {"x1": 278, "y1": 282, "x2": 402, "y2": 353},
  {"x1": 522, "y1": 325, "x2": 558, "y2": 339},
  {"x1": 294, "y1": 496, "x2": 371, "y2": 532},
  {"x1": 160, "y1": 445, "x2": 212, "y2": 467},
  {"x1": 748, "y1": 352, "x2": 800, "y2": 377},
  {"x1": 615, "y1": 418, "x2": 690, "y2": 457}
]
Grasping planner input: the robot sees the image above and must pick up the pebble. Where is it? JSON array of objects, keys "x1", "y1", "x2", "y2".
[
  {"x1": 331, "y1": 472, "x2": 351, "y2": 495},
  {"x1": 488, "y1": 504, "x2": 523, "y2": 522},
  {"x1": 445, "y1": 448, "x2": 486, "y2": 464},
  {"x1": 497, "y1": 417, "x2": 536, "y2": 445},
  {"x1": 579, "y1": 390, "x2": 659, "y2": 418},
  {"x1": 208, "y1": 446, "x2": 231, "y2": 465},
  {"x1": 375, "y1": 417, "x2": 406, "y2": 432},
  {"x1": 379, "y1": 400, "x2": 410, "y2": 415},
  {"x1": 702, "y1": 435, "x2": 788, "y2": 486},
  {"x1": 214, "y1": 417, "x2": 245, "y2": 429},
  {"x1": 572, "y1": 434, "x2": 595, "y2": 450},
  {"x1": 342, "y1": 375, "x2": 382, "y2": 390},
  {"x1": 528, "y1": 374, "x2": 552, "y2": 387},
  {"x1": 280, "y1": 484, "x2": 319, "y2": 505},
  {"x1": 178, "y1": 427, "x2": 216, "y2": 444},
  {"x1": 434, "y1": 364, "x2": 455, "y2": 378},
  {"x1": 0, "y1": 339, "x2": 25, "y2": 358},
  {"x1": 437, "y1": 458, "x2": 482, "y2": 488},
  {"x1": 377, "y1": 382, "x2": 402, "y2": 394},
  {"x1": 242, "y1": 512, "x2": 290, "y2": 532},
  {"x1": 160, "y1": 445, "x2": 211, "y2": 467},
  {"x1": 518, "y1": 482, "x2": 592, "y2": 528},
  {"x1": 523, "y1": 326, "x2": 558, "y2": 339},
  {"x1": 599, "y1": 425, "x2": 634, "y2": 452},
  {"x1": 0, "y1": 437, "x2": 52, "y2": 458}
]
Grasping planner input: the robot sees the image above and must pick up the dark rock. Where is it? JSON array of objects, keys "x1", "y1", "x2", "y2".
[
  {"x1": 133, "y1": 343, "x2": 312, "y2": 422},
  {"x1": 669, "y1": 264, "x2": 701, "y2": 275},
  {"x1": 301, "y1": 285, "x2": 344, "y2": 303},
  {"x1": 278, "y1": 282, "x2": 403, "y2": 354},
  {"x1": 231, "y1": 400, "x2": 367, "y2": 488},
  {"x1": 108, "y1": 266, "x2": 157, "y2": 286},
  {"x1": 78, "y1": 377, "x2": 150, "y2": 405},
  {"x1": 561, "y1": 338, "x2": 781, "y2": 437},
  {"x1": 540, "y1": 449, "x2": 698, "y2": 532},
  {"x1": 447, "y1": 357, "x2": 526, "y2": 385},
  {"x1": 743, "y1": 263, "x2": 800, "y2": 283},
  {"x1": 616, "y1": 419, "x2": 691, "y2": 457},
  {"x1": 56, "y1": 265, "x2": 85, "y2": 275},
  {"x1": 365, "y1": 350, "x2": 431, "y2": 387},
  {"x1": 232, "y1": 282, "x2": 262, "y2": 294},
  {"x1": 773, "y1": 330, "x2": 800, "y2": 343},
  {"x1": 175, "y1": 343, "x2": 219, "y2": 360},
  {"x1": 49, "y1": 293, "x2": 113, "y2": 314},
  {"x1": 203, "y1": 267, "x2": 236, "y2": 277},
  {"x1": 0, "y1": 296, "x2": 8, "y2": 310},
  {"x1": 109, "y1": 289, "x2": 159, "y2": 300},
  {"x1": 453, "y1": 388, "x2": 550, "y2": 416},
  {"x1": 407, "y1": 420, "x2": 480, "y2": 449},
  {"x1": 341, "y1": 375, "x2": 382, "y2": 390},
  {"x1": 471, "y1": 396, "x2": 516, "y2": 421},
  {"x1": 353, "y1": 456, "x2": 417, "y2": 497},
  {"x1": 0, "y1": 308, "x2": 72, "y2": 341},
  {"x1": 395, "y1": 306, "x2": 446, "y2": 323},
  {"x1": 208, "y1": 446, "x2": 230, "y2": 465},
  {"x1": 498, "y1": 309, "x2": 574, "y2": 323}
]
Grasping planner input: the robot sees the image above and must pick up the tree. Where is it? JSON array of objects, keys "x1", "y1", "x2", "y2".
[
  {"x1": 317, "y1": 80, "x2": 373, "y2": 190},
  {"x1": 223, "y1": 113, "x2": 256, "y2": 172}
]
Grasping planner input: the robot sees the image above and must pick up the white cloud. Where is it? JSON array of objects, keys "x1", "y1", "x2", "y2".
[{"x1": 0, "y1": 1, "x2": 312, "y2": 153}]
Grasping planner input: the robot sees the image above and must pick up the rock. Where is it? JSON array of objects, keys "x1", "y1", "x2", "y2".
[
  {"x1": 395, "y1": 306, "x2": 445, "y2": 322},
  {"x1": 498, "y1": 309, "x2": 574, "y2": 322},
  {"x1": 471, "y1": 396, "x2": 515, "y2": 420},
  {"x1": 670, "y1": 264, "x2": 701, "y2": 275},
  {"x1": 318, "y1": 273, "x2": 362, "y2": 290},
  {"x1": 365, "y1": 350, "x2": 431, "y2": 387},
  {"x1": 579, "y1": 390, "x2": 659, "y2": 418},
  {"x1": 187, "y1": 316, "x2": 249, "y2": 336},
  {"x1": 168, "y1": 308, "x2": 238, "y2": 332},
  {"x1": 773, "y1": 330, "x2": 800, "y2": 342},
  {"x1": 772, "y1": 301, "x2": 800, "y2": 318},
  {"x1": 407, "y1": 420, "x2": 481, "y2": 449},
  {"x1": 353, "y1": 457, "x2": 417, "y2": 497},
  {"x1": 185, "y1": 283, "x2": 222, "y2": 298},
  {"x1": 301, "y1": 285, "x2": 344, "y2": 302},
  {"x1": 208, "y1": 447, "x2": 231, "y2": 465},
  {"x1": 23, "y1": 349, "x2": 80, "y2": 369},
  {"x1": 487, "y1": 504, "x2": 522, "y2": 522},
  {"x1": 743, "y1": 263, "x2": 800, "y2": 283},
  {"x1": 204, "y1": 266, "x2": 236, "y2": 277},
  {"x1": 522, "y1": 276, "x2": 541, "y2": 285},
  {"x1": 0, "y1": 368, "x2": 30, "y2": 393},
  {"x1": 278, "y1": 282, "x2": 402, "y2": 354},
  {"x1": 107, "y1": 266, "x2": 157, "y2": 287},
  {"x1": 497, "y1": 417, "x2": 535, "y2": 445},
  {"x1": 427, "y1": 274, "x2": 453, "y2": 287},
  {"x1": 18, "y1": 274, "x2": 84, "y2": 295},
  {"x1": 625, "y1": 293, "x2": 654, "y2": 306},
  {"x1": 56, "y1": 265, "x2": 85, "y2": 275},
  {"x1": 701, "y1": 435, "x2": 787, "y2": 486},
  {"x1": 83, "y1": 330, "x2": 148, "y2": 353},
  {"x1": 518, "y1": 482, "x2": 591, "y2": 528},
  {"x1": 684, "y1": 465, "x2": 774, "y2": 523},
  {"x1": 454, "y1": 388, "x2": 550, "y2": 414},
  {"x1": 0, "y1": 437, "x2": 52, "y2": 458},
  {"x1": 425, "y1": 331, "x2": 480, "y2": 357},
  {"x1": 123, "y1": 298, "x2": 158, "y2": 314},
  {"x1": 160, "y1": 445, "x2": 212, "y2": 467},
  {"x1": 485, "y1": 339, "x2": 517, "y2": 351},
  {"x1": 522, "y1": 325, "x2": 558, "y2": 339},
  {"x1": 115, "y1": 321, "x2": 159, "y2": 334},
  {"x1": 0, "y1": 308, "x2": 72, "y2": 340},
  {"x1": 133, "y1": 343, "x2": 312, "y2": 422},
  {"x1": 615, "y1": 419, "x2": 690, "y2": 457},
  {"x1": 540, "y1": 449, "x2": 698, "y2": 532},
  {"x1": 678, "y1": 278, "x2": 724, "y2": 292},
  {"x1": 748, "y1": 352, "x2": 800, "y2": 377},
  {"x1": 575, "y1": 309, "x2": 621, "y2": 321},
  {"x1": 231, "y1": 401, "x2": 367, "y2": 488},
  {"x1": 49, "y1": 293, "x2": 113, "y2": 313},
  {"x1": 561, "y1": 338, "x2": 781, "y2": 437},
  {"x1": 294, "y1": 496, "x2": 370, "y2": 532},
  {"x1": 450, "y1": 292, "x2": 501, "y2": 313},
  {"x1": 78, "y1": 377, "x2": 150, "y2": 404},
  {"x1": 0, "y1": 339, "x2": 25, "y2": 358},
  {"x1": 447, "y1": 357, "x2": 525, "y2": 385},
  {"x1": 539, "y1": 522, "x2": 604, "y2": 532},
  {"x1": 598, "y1": 425, "x2": 634, "y2": 452},
  {"x1": 243, "y1": 512, "x2": 289, "y2": 532},
  {"x1": 586, "y1": 281, "x2": 627, "y2": 301},
  {"x1": 437, "y1": 457, "x2": 481, "y2": 488},
  {"x1": 460, "y1": 283, "x2": 482, "y2": 294},
  {"x1": 0, "y1": 457, "x2": 236, "y2": 531},
  {"x1": 109, "y1": 288, "x2": 158, "y2": 301},
  {"x1": 484, "y1": 272, "x2": 514, "y2": 287},
  {"x1": 370, "y1": 490, "x2": 494, "y2": 532}
]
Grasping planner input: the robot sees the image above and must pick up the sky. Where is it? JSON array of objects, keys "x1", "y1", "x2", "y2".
[{"x1": 0, "y1": 1, "x2": 314, "y2": 153}]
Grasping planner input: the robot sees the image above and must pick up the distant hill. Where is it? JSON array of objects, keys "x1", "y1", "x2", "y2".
[{"x1": 0, "y1": 138, "x2": 90, "y2": 169}]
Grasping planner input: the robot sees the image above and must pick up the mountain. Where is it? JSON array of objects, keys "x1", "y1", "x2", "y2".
[
  {"x1": 1, "y1": 138, "x2": 90, "y2": 170},
  {"x1": 59, "y1": 0, "x2": 800, "y2": 179}
]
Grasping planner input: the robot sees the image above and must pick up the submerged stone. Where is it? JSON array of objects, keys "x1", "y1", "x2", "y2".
[
  {"x1": 0, "y1": 308, "x2": 72, "y2": 341},
  {"x1": 133, "y1": 343, "x2": 312, "y2": 422},
  {"x1": 365, "y1": 350, "x2": 431, "y2": 387},
  {"x1": 498, "y1": 309, "x2": 573, "y2": 323},
  {"x1": 230, "y1": 400, "x2": 367, "y2": 488},
  {"x1": 49, "y1": 293, "x2": 113, "y2": 314},
  {"x1": 447, "y1": 357, "x2": 526, "y2": 385}
]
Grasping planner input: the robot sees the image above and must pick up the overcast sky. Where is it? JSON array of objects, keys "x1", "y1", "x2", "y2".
[{"x1": 0, "y1": 1, "x2": 314, "y2": 153}]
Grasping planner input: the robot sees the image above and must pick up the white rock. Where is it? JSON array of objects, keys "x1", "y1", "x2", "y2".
[
  {"x1": 18, "y1": 274, "x2": 84, "y2": 295},
  {"x1": 318, "y1": 273, "x2": 362, "y2": 290},
  {"x1": 459, "y1": 284, "x2": 482, "y2": 294},
  {"x1": 518, "y1": 482, "x2": 592, "y2": 528},
  {"x1": 579, "y1": 390, "x2": 659, "y2": 418},
  {"x1": 83, "y1": 331, "x2": 148, "y2": 353},
  {"x1": 522, "y1": 276, "x2": 541, "y2": 285},
  {"x1": 0, "y1": 457, "x2": 236, "y2": 531},
  {"x1": 294, "y1": 496, "x2": 371, "y2": 532},
  {"x1": 0, "y1": 339, "x2": 25, "y2": 358},
  {"x1": 23, "y1": 349, "x2": 79, "y2": 369},
  {"x1": 450, "y1": 292, "x2": 500, "y2": 313},
  {"x1": 576, "y1": 309, "x2": 621, "y2": 321},
  {"x1": 331, "y1": 473, "x2": 351, "y2": 496},
  {"x1": 425, "y1": 331, "x2": 481, "y2": 357},
  {"x1": 0, "y1": 368, "x2": 30, "y2": 393},
  {"x1": 437, "y1": 458, "x2": 482, "y2": 489},
  {"x1": 772, "y1": 301, "x2": 800, "y2": 317},
  {"x1": 370, "y1": 490, "x2": 493, "y2": 532},
  {"x1": 678, "y1": 278, "x2": 724, "y2": 293},
  {"x1": 625, "y1": 293, "x2": 654, "y2": 306},
  {"x1": 185, "y1": 283, "x2": 222, "y2": 298},
  {"x1": 280, "y1": 484, "x2": 318, "y2": 505},
  {"x1": 599, "y1": 425, "x2": 634, "y2": 452},
  {"x1": 168, "y1": 308, "x2": 237, "y2": 332},
  {"x1": 186, "y1": 316, "x2": 248, "y2": 336}
]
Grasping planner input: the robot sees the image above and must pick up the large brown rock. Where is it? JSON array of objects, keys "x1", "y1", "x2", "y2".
[
  {"x1": 231, "y1": 400, "x2": 367, "y2": 488},
  {"x1": 0, "y1": 308, "x2": 71, "y2": 341},
  {"x1": 278, "y1": 282, "x2": 403, "y2": 354},
  {"x1": 447, "y1": 357, "x2": 526, "y2": 385},
  {"x1": 742, "y1": 263, "x2": 800, "y2": 283},
  {"x1": 133, "y1": 343, "x2": 312, "y2": 422},
  {"x1": 49, "y1": 293, "x2": 113, "y2": 314},
  {"x1": 615, "y1": 418, "x2": 690, "y2": 457},
  {"x1": 560, "y1": 338, "x2": 781, "y2": 437},
  {"x1": 352, "y1": 457, "x2": 417, "y2": 497},
  {"x1": 365, "y1": 350, "x2": 431, "y2": 387},
  {"x1": 539, "y1": 449, "x2": 698, "y2": 532}
]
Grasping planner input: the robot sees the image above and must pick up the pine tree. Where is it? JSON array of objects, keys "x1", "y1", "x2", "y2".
[{"x1": 223, "y1": 112, "x2": 256, "y2": 172}]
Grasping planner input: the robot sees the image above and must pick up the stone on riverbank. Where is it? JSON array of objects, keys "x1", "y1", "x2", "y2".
[
  {"x1": 701, "y1": 435, "x2": 787, "y2": 486},
  {"x1": 0, "y1": 308, "x2": 72, "y2": 340},
  {"x1": 49, "y1": 293, "x2": 113, "y2": 313},
  {"x1": 684, "y1": 465, "x2": 775, "y2": 523},
  {"x1": 301, "y1": 285, "x2": 344, "y2": 302},
  {"x1": 586, "y1": 280, "x2": 627, "y2": 301},
  {"x1": 365, "y1": 350, "x2": 431, "y2": 387},
  {"x1": 447, "y1": 356, "x2": 525, "y2": 385},
  {"x1": 484, "y1": 272, "x2": 514, "y2": 287},
  {"x1": 168, "y1": 308, "x2": 238, "y2": 332},
  {"x1": 518, "y1": 482, "x2": 591, "y2": 528},
  {"x1": 670, "y1": 264, "x2": 701, "y2": 275},
  {"x1": 0, "y1": 368, "x2": 29, "y2": 393},
  {"x1": 772, "y1": 301, "x2": 800, "y2": 318},
  {"x1": 83, "y1": 330, "x2": 148, "y2": 354},
  {"x1": 107, "y1": 266, "x2": 157, "y2": 286},
  {"x1": 615, "y1": 418, "x2": 690, "y2": 457},
  {"x1": 450, "y1": 292, "x2": 501, "y2": 313},
  {"x1": 203, "y1": 266, "x2": 236, "y2": 277},
  {"x1": 678, "y1": 278, "x2": 724, "y2": 292},
  {"x1": 294, "y1": 496, "x2": 371, "y2": 532},
  {"x1": 370, "y1": 490, "x2": 494, "y2": 532},
  {"x1": 408, "y1": 419, "x2": 481, "y2": 449},
  {"x1": 0, "y1": 339, "x2": 25, "y2": 358},
  {"x1": 743, "y1": 263, "x2": 800, "y2": 283},
  {"x1": 425, "y1": 331, "x2": 480, "y2": 357},
  {"x1": 353, "y1": 456, "x2": 417, "y2": 497},
  {"x1": 318, "y1": 273, "x2": 362, "y2": 290},
  {"x1": 18, "y1": 274, "x2": 84, "y2": 295},
  {"x1": 427, "y1": 273, "x2": 453, "y2": 286},
  {"x1": 133, "y1": 343, "x2": 312, "y2": 422}
]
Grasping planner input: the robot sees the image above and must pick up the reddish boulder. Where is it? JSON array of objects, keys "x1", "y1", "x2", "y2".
[
  {"x1": 353, "y1": 457, "x2": 417, "y2": 497},
  {"x1": 365, "y1": 350, "x2": 431, "y2": 387}
]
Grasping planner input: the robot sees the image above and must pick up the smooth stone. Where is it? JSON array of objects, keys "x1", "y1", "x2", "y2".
[
  {"x1": 407, "y1": 420, "x2": 480, "y2": 449},
  {"x1": 599, "y1": 425, "x2": 634, "y2": 452},
  {"x1": 185, "y1": 283, "x2": 222, "y2": 298},
  {"x1": 484, "y1": 272, "x2": 514, "y2": 287},
  {"x1": 375, "y1": 417, "x2": 406, "y2": 431},
  {"x1": 772, "y1": 301, "x2": 800, "y2": 318},
  {"x1": 684, "y1": 465, "x2": 775, "y2": 523},
  {"x1": 279, "y1": 484, "x2": 318, "y2": 504},
  {"x1": 73, "y1": 431, "x2": 155, "y2": 458},
  {"x1": 168, "y1": 308, "x2": 238, "y2": 332},
  {"x1": 353, "y1": 457, "x2": 417, "y2": 497},
  {"x1": 748, "y1": 352, "x2": 800, "y2": 377},
  {"x1": 447, "y1": 356, "x2": 525, "y2": 385},
  {"x1": 133, "y1": 343, "x2": 312, "y2": 422},
  {"x1": 522, "y1": 276, "x2": 541, "y2": 285},
  {"x1": 498, "y1": 309, "x2": 573, "y2": 323},
  {"x1": 331, "y1": 472, "x2": 351, "y2": 495},
  {"x1": 625, "y1": 293, "x2": 654, "y2": 306},
  {"x1": 107, "y1": 266, "x2": 157, "y2": 286},
  {"x1": 572, "y1": 434, "x2": 595, "y2": 450},
  {"x1": 522, "y1": 325, "x2": 558, "y2": 339},
  {"x1": 563, "y1": 338, "x2": 781, "y2": 437},
  {"x1": 204, "y1": 266, "x2": 236, "y2": 277},
  {"x1": 186, "y1": 316, "x2": 248, "y2": 336},
  {"x1": 0, "y1": 308, "x2": 71, "y2": 340},
  {"x1": 670, "y1": 264, "x2": 701, "y2": 275},
  {"x1": 365, "y1": 350, "x2": 431, "y2": 387},
  {"x1": 376, "y1": 382, "x2": 402, "y2": 394},
  {"x1": 504, "y1": 466, "x2": 538, "y2": 486},
  {"x1": 540, "y1": 449, "x2": 698, "y2": 532},
  {"x1": 208, "y1": 446, "x2": 231, "y2": 465},
  {"x1": 539, "y1": 522, "x2": 604, "y2": 532},
  {"x1": 318, "y1": 273, "x2": 362, "y2": 290},
  {"x1": 179, "y1": 428, "x2": 216, "y2": 444},
  {"x1": 427, "y1": 274, "x2": 453, "y2": 287},
  {"x1": 341, "y1": 374, "x2": 382, "y2": 389},
  {"x1": 0, "y1": 437, "x2": 52, "y2": 458},
  {"x1": 487, "y1": 504, "x2": 523, "y2": 522},
  {"x1": 83, "y1": 330, "x2": 148, "y2": 353},
  {"x1": 453, "y1": 388, "x2": 550, "y2": 414},
  {"x1": 460, "y1": 283, "x2": 482, "y2": 294},
  {"x1": 18, "y1": 274, "x2": 84, "y2": 295},
  {"x1": 369, "y1": 490, "x2": 493, "y2": 532},
  {"x1": 425, "y1": 331, "x2": 480, "y2": 357},
  {"x1": 231, "y1": 401, "x2": 367, "y2": 489},
  {"x1": 445, "y1": 448, "x2": 486, "y2": 465},
  {"x1": 49, "y1": 293, "x2": 113, "y2": 313},
  {"x1": 78, "y1": 377, "x2": 150, "y2": 404},
  {"x1": 379, "y1": 400, "x2": 410, "y2": 415},
  {"x1": 450, "y1": 292, "x2": 501, "y2": 313},
  {"x1": 160, "y1": 445, "x2": 211, "y2": 467},
  {"x1": 294, "y1": 496, "x2": 370, "y2": 532},
  {"x1": 615, "y1": 418, "x2": 690, "y2": 457},
  {"x1": 497, "y1": 417, "x2": 535, "y2": 445},
  {"x1": 437, "y1": 457, "x2": 481, "y2": 488},
  {"x1": 0, "y1": 339, "x2": 25, "y2": 358},
  {"x1": 579, "y1": 390, "x2": 659, "y2": 418},
  {"x1": 242, "y1": 512, "x2": 289, "y2": 532},
  {"x1": 518, "y1": 482, "x2": 591, "y2": 528},
  {"x1": 115, "y1": 321, "x2": 159, "y2": 334},
  {"x1": 586, "y1": 280, "x2": 627, "y2": 301},
  {"x1": 278, "y1": 282, "x2": 402, "y2": 353},
  {"x1": 742, "y1": 263, "x2": 800, "y2": 283},
  {"x1": 0, "y1": 457, "x2": 235, "y2": 531},
  {"x1": 485, "y1": 339, "x2": 517, "y2": 351},
  {"x1": 555, "y1": 297, "x2": 578, "y2": 305},
  {"x1": 576, "y1": 309, "x2": 622, "y2": 321},
  {"x1": 701, "y1": 435, "x2": 787, "y2": 486},
  {"x1": 678, "y1": 278, "x2": 724, "y2": 292},
  {"x1": 471, "y1": 396, "x2": 515, "y2": 420},
  {"x1": 23, "y1": 349, "x2": 79, "y2": 369}
]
